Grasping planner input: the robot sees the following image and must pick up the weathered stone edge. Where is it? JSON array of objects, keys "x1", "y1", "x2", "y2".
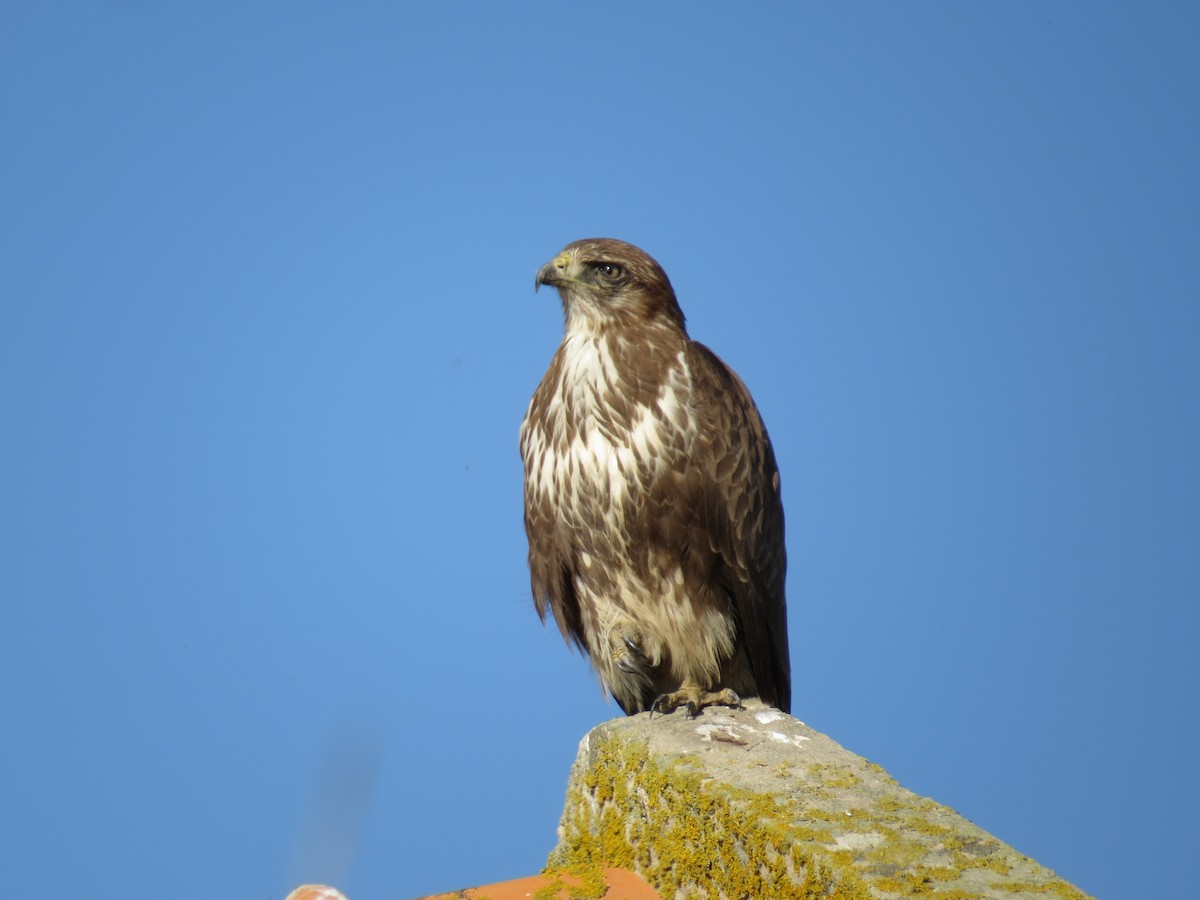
[{"x1": 547, "y1": 709, "x2": 1094, "y2": 900}]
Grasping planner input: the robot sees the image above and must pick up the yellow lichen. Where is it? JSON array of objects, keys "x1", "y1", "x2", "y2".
[
  {"x1": 806, "y1": 763, "x2": 862, "y2": 789},
  {"x1": 533, "y1": 864, "x2": 607, "y2": 899},
  {"x1": 549, "y1": 729, "x2": 1094, "y2": 900},
  {"x1": 550, "y1": 735, "x2": 873, "y2": 899},
  {"x1": 993, "y1": 881, "x2": 1095, "y2": 898}
]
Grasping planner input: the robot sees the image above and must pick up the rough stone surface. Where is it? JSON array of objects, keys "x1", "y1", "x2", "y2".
[{"x1": 549, "y1": 705, "x2": 1094, "y2": 899}]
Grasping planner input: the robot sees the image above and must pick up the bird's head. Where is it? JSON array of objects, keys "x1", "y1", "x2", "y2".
[{"x1": 535, "y1": 238, "x2": 687, "y2": 334}]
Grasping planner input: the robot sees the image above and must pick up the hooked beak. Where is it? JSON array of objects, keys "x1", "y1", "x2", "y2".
[{"x1": 534, "y1": 252, "x2": 572, "y2": 292}]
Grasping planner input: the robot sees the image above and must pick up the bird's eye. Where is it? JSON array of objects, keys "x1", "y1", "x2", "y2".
[{"x1": 594, "y1": 263, "x2": 623, "y2": 280}]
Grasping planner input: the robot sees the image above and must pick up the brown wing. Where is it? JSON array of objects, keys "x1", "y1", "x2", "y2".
[
  {"x1": 686, "y1": 341, "x2": 791, "y2": 712},
  {"x1": 520, "y1": 348, "x2": 587, "y2": 654},
  {"x1": 523, "y1": 483, "x2": 586, "y2": 653}
]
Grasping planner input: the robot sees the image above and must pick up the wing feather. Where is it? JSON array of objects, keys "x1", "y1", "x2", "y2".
[
  {"x1": 521, "y1": 348, "x2": 587, "y2": 652},
  {"x1": 685, "y1": 341, "x2": 791, "y2": 712}
]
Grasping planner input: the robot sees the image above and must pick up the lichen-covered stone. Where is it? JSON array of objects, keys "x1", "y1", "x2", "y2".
[{"x1": 548, "y1": 707, "x2": 1093, "y2": 900}]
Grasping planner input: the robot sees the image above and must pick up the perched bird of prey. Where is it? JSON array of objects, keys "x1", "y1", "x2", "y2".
[{"x1": 519, "y1": 238, "x2": 790, "y2": 716}]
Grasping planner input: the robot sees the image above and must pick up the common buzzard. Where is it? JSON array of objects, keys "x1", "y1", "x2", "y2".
[{"x1": 520, "y1": 238, "x2": 790, "y2": 716}]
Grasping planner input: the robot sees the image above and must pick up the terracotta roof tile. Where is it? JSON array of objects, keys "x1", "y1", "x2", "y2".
[
  {"x1": 284, "y1": 867, "x2": 659, "y2": 900},
  {"x1": 412, "y1": 867, "x2": 660, "y2": 899},
  {"x1": 285, "y1": 887, "x2": 348, "y2": 900}
]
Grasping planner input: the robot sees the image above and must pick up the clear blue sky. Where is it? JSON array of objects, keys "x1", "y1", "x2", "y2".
[{"x1": 2, "y1": 4, "x2": 1196, "y2": 899}]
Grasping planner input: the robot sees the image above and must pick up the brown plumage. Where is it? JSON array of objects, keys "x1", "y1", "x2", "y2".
[{"x1": 519, "y1": 238, "x2": 790, "y2": 716}]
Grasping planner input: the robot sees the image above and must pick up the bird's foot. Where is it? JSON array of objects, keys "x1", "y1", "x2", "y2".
[
  {"x1": 650, "y1": 684, "x2": 743, "y2": 719},
  {"x1": 609, "y1": 623, "x2": 656, "y2": 676}
]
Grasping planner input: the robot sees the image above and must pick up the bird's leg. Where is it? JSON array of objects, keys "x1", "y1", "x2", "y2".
[
  {"x1": 604, "y1": 621, "x2": 665, "y2": 714},
  {"x1": 608, "y1": 622, "x2": 653, "y2": 676},
  {"x1": 651, "y1": 682, "x2": 743, "y2": 719}
]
